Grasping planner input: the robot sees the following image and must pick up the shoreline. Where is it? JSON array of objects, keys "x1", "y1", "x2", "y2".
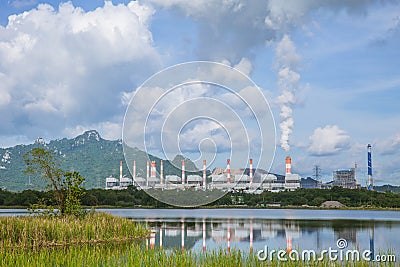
[{"x1": 0, "y1": 205, "x2": 399, "y2": 211}]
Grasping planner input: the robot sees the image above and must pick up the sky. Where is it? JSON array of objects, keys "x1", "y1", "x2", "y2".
[{"x1": 0, "y1": 0, "x2": 400, "y2": 185}]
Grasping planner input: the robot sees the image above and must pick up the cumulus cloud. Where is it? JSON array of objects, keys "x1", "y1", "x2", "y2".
[
  {"x1": 376, "y1": 134, "x2": 400, "y2": 155},
  {"x1": 147, "y1": 0, "x2": 393, "y2": 61},
  {"x1": 308, "y1": 125, "x2": 351, "y2": 156},
  {"x1": 0, "y1": 1, "x2": 160, "y2": 144}
]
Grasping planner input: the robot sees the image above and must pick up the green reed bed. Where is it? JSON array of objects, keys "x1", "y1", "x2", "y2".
[
  {"x1": 0, "y1": 212, "x2": 149, "y2": 249},
  {"x1": 0, "y1": 243, "x2": 396, "y2": 267}
]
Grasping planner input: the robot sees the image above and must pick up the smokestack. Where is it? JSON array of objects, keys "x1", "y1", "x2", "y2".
[
  {"x1": 367, "y1": 144, "x2": 373, "y2": 190},
  {"x1": 133, "y1": 160, "x2": 136, "y2": 179},
  {"x1": 249, "y1": 158, "x2": 253, "y2": 184},
  {"x1": 182, "y1": 160, "x2": 185, "y2": 185},
  {"x1": 160, "y1": 160, "x2": 164, "y2": 184},
  {"x1": 151, "y1": 161, "x2": 156, "y2": 178},
  {"x1": 119, "y1": 161, "x2": 123, "y2": 182},
  {"x1": 285, "y1": 156, "x2": 292, "y2": 175},
  {"x1": 146, "y1": 160, "x2": 149, "y2": 187},
  {"x1": 203, "y1": 160, "x2": 207, "y2": 189},
  {"x1": 227, "y1": 159, "x2": 231, "y2": 183}
]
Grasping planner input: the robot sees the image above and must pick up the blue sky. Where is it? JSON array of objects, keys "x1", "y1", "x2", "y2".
[{"x1": 0, "y1": 0, "x2": 399, "y2": 185}]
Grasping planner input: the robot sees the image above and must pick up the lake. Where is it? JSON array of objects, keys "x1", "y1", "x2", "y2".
[
  {"x1": 99, "y1": 208, "x2": 400, "y2": 255},
  {"x1": 2, "y1": 208, "x2": 399, "y2": 257}
]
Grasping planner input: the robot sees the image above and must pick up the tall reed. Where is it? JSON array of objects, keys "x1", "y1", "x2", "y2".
[{"x1": 0, "y1": 212, "x2": 149, "y2": 249}]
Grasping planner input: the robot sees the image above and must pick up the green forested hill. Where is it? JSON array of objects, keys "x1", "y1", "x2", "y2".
[{"x1": 0, "y1": 130, "x2": 198, "y2": 191}]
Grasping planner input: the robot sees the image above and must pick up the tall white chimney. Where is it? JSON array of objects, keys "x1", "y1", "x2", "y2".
[
  {"x1": 249, "y1": 158, "x2": 253, "y2": 184},
  {"x1": 160, "y1": 160, "x2": 164, "y2": 184},
  {"x1": 181, "y1": 160, "x2": 185, "y2": 185}
]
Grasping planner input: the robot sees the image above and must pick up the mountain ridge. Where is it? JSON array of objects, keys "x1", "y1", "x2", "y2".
[{"x1": 0, "y1": 130, "x2": 198, "y2": 191}]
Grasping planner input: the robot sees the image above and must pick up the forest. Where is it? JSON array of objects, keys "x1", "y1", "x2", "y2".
[{"x1": 0, "y1": 186, "x2": 399, "y2": 209}]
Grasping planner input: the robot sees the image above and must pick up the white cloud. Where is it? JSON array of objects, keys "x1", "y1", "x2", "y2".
[
  {"x1": 376, "y1": 134, "x2": 400, "y2": 155},
  {"x1": 0, "y1": 1, "x2": 160, "y2": 144},
  {"x1": 308, "y1": 125, "x2": 351, "y2": 156},
  {"x1": 64, "y1": 121, "x2": 122, "y2": 141}
]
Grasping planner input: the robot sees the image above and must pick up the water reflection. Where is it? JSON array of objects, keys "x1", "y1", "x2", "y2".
[{"x1": 138, "y1": 218, "x2": 398, "y2": 255}]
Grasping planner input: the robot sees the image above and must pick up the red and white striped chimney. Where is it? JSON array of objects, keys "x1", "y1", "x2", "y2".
[
  {"x1": 151, "y1": 161, "x2": 156, "y2": 178},
  {"x1": 133, "y1": 160, "x2": 136, "y2": 179},
  {"x1": 203, "y1": 160, "x2": 207, "y2": 188},
  {"x1": 249, "y1": 158, "x2": 253, "y2": 184},
  {"x1": 160, "y1": 160, "x2": 164, "y2": 184},
  {"x1": 285, "y1": 156, "x2": 292, "y2": 175},
  {"x1": 182, "y1": 160, "x2": 185, "y2": 185},
  {"x1": 227, "y1": 159, "x2": 231, "y2": 183}
]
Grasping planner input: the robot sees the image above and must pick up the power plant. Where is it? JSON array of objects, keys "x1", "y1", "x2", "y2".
[
  {"x1": 106, "y1": 144, "x2": 375, "y2": 192},
  {"x1": 106, "y1": 156, "x2": 301, "y2": 192}
]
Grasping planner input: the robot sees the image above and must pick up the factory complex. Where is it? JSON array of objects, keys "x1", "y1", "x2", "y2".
[
  {"x1": 106, "y1": 156, "x2": 299, "y2": 192},
  {"x1": 106, "y1": 144, "x2": 374, "y2": 193}
]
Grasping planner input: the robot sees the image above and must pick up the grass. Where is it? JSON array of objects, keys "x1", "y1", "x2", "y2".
[
  {"x1": 0, "y1": 213, "x2": 396, "y2": 266},
  {"x1": 0, "y1": 212, "x2": 149, "y2": 249},
  {"x1": 0, "y1": 244, "x2": 397, "y2": 267}
]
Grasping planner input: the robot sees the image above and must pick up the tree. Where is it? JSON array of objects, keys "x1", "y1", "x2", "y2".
[{"x1": 23, "y1": 148, "x2": 85, "y2": 216}]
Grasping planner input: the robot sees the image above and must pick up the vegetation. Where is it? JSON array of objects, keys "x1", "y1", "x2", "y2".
[
  {"x1": 0, "y1": 130, "x2": 201, "y2": 191},
  {"x1": 0, "y1": 244, "x2": 396, "y2": 266},
  {"x1": 23, "y1": 147, "x2": 86, "y2": 216},
  {"x1": 0, "y1": 186, "x2": 399, "y2": 209},
  {"x1": 0, "y1": 212, "x2": 148, "y2": 249}
]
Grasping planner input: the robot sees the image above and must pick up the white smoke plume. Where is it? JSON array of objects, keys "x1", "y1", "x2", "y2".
[{"x1": 275, "y1": 34, "x2": 301, "y2": 153}]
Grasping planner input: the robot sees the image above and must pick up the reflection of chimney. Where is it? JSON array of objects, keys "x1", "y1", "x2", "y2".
[
  {"x1": 286, "y1": 237, "x2": 292, "y2": 253},
  {"x1": 160, "y1": 160, "x2": 164, "y2": 184},
  {"x1": 203, "y1": 160, "x2": 207, "y2": 189},
  {"x1": 249, "y1": 158, "x2": 253, "y2": 184},
  {"x1": 202, "y1": 218, "x2": 206, "y2": 251},
  {"x1": 119, "y1": 161, "x2": 123, "y2": 183},
  {"x1": 285, "y1": 156, "x2": 292, "y2": 175},
  {"x1": 133, "y1": 160, "x2": 136, "y2": 179},
  {"x1": 151, "y1": 161, "x2": 156, "y2": 178},
  {"x1": 150, "y1": 231, "x2": 156, "y2": 250},
  {"x1": 250, "y1": 219, "x2": 253, "y2": 253},
  {"x1": 227, "y1": 159, "x2": 231, "y2": 183},
  {"x1": 182, "y1": 160, "x2": 185, "y2": 185},
  {"x1": 227, "y1": 219, "x2": 231, "y2": 252},
  {"x1": 181, "y1": 219, "x2": 185, "y2": 251},
  {"x1": 160, "y1": 224, "x2": 163, "y2": 249}
]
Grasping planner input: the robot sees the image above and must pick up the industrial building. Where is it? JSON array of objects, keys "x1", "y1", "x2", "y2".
[
  {"x1": 332, "y1": 168, "x2": 357, "y2": 189},
  {"x1": 106, "y1": 156, "x2": 302, "y2": 192}
]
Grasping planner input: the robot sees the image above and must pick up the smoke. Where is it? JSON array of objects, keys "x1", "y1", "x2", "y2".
[{"x1": 275, "y1": 34, "x2": 301, "y2": 153}]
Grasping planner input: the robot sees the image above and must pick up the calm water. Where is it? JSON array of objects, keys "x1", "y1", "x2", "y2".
[
  {"x1": 99, "y1": 208, "x2": 400, "y2": 254},
  {"x1": 2, "y1": 208, "x2": 399, "y2": 255}
]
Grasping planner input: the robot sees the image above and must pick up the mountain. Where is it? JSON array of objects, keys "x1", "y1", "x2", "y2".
[{"x1": 0, "y1": 130, "x2": 198, "y2": 191}]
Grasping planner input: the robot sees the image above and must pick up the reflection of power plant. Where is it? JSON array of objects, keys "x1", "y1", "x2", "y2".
[
  {"x1": 143, "y1": 218, "x2": 301, "y2": 252},
  {"x1": 141, "y1": 218, "x2": 381, "y2": 257},
  {"x1": 106, "y1": 157, "x2": 301, "y2": 192}
]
